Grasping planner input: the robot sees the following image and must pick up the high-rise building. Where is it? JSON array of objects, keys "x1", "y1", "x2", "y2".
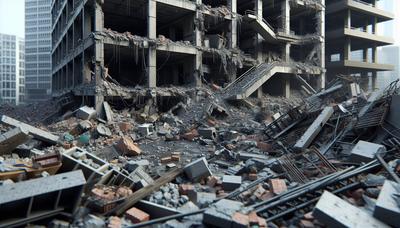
[
  {"x1": 325, "y1": 0, "x2": 395, "y2": 91},
  {"x1": 0, "y1": 33, "x2": 25, "y2": 105},
  {"x1": 25, "y1": 0, "x2": 52, "y2": 101},
  {"x1": 51, "y1": 0, "x2": 325, "y2": 110}
]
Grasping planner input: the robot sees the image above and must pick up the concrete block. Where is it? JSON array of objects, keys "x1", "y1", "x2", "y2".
[
  {"x1": 222, "y1": 175, "x2": 242, "y2": 191},
  {"x1": 184, "y1": 157, "x2": 212, "y2": 181},
  {"x1": 313, "y1": 191, "x2": 389, "y2": 228},
  {"x1": 125, "y1": 207, "x2": 150, "y2": 223},
  {"x1": 198, "y1": 127, "x2": 217, "y2": 140},
  {"x1": 0, "y1": 127, "x2": 29, "y2": 155},
  {"x1": 294, "y1": 107, "x2": 334, "y2": 150},
  {"x1": 203, "y1": 199, "x2": 244, "y2": 228},
  {"x1": 373, "y1": 180, "x2": 400, "y2": 227},
  {"x1": 0, "y1": 115, "x2": 59, "y2": 144},
  {"x1": 349, "y1": 141, "x2": 386, "y2": 163},
  {"x1": 102, "y1": 101, "x2": 113, "y2": 122},
  {"x1": 189, "y1": 191, "x2": 216, "y2": 207},
  {"x1": 76, "y1": 106, "x2": 97, "y2": 120},
  {"x1": 136, "y1": 200, "x2": 180, "y2": 219},
  {"x1": 138, "y1": 123, "x2": 154, "y2": 136},
  {"x1": 115, "y1": 136, "x2": 142, "y2": 156}
]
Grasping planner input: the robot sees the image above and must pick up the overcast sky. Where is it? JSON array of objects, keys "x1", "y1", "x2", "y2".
[{"x1": 0, "y1": 0, "x2": 399, "y2": 45}]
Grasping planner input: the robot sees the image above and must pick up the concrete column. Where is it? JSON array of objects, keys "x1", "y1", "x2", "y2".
[
  {"x1": 345, "y1": 9, "x2": 351, "y2": 28},
  {"x1": 194, "y1": 0, "x2": 203, "y2": 86},
  {"x1": 282, "y1": 0, "x2": 290, "y2": 34},
  {"x1": 94, "y1": 0, "x2": 104, "y2": 104},
  {"x1": 255, "y1": 0, "x2": 264, "y2": 62},
  {"x1": 147, "y1": 0, "x2": 157, "y2": 88},
  {"x1": 372, "y1": 17, "x2": 378, "y2": 34},
  {"x1": 372, "y1": 71, "x2": 377, "y2": 90},
  {"x1": 344, "y1": 37, "x2": 351, "y2": 61},
  {"x1": 363, "y1": 48, "x2": 368, "y2": 62},
  {"x1": 257, "y1": 87, "x2": 263, "y2": 98},
  {"x1": 283, "y1": 43, "x2": 291, "y2": 62},
  {"x1": 284, "y1": 76, "x2": 290, "y2": 98},
  {"x1": 228, "y1": 0, "x2": 237, "y2": 48},
  {"x1": 319, "y1": 0, "x2": 326, "y2": 89},
  {"x1": 372, "y1": 44, "x2": 378, "y2": 63}
]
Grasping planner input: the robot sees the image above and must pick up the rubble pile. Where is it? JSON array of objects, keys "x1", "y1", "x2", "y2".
[{"x1": 1, "y1": 79, "x2": 400, "y2": 228}]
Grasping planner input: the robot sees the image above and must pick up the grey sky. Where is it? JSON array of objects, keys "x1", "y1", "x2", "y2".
[
  {"x1": 0, "y1": 0, "x2": 24, "y2": 38},
  {"x1": 0, "y1": 0, "x2": 398, "y2": 44}
]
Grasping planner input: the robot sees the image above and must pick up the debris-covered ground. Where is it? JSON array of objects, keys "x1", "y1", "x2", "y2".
[{"x1": 1, "y1": 79, "x2": 400, "y2": 228}]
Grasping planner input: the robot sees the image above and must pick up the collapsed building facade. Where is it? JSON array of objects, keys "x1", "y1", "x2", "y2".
[
  {"x1": 51, "y1": 0, "x2": 326, "y2": 109},
  {"x1": 325, "y1": 0, "x2": 395, "y2": 90}
]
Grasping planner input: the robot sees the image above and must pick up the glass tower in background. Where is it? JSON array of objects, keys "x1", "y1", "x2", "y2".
[
  {"x1": 25, "y1": 0, "x2": 52, "y2": 102},
  {"x1": 0, "y1": 33, "x2": 25, "y2": 105}
]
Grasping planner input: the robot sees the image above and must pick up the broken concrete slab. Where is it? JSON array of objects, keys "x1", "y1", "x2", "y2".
[
  {"x1": 313, "y1": 191, "x2": 390, "y2": 228},
  {"x1": 102, "y1": 101, "x2": 114, "y2": 122},
  {"x1": 203, "y1": 199, "x2": 244, "y2": 228},
  {"x1": 0, "y1": 115, "x2": 59, "y2": 144},
  {"x1": 76, "y1": 106, "x2": 97, "y2": 120},
  {"x1": 373, "y1": 180, "x2": 400, "y2": 227},
  {"x1": 184, "y1": 157, "x2": 212, "y2": 181},
  {"x1": 349, "y1": 140, "x2": 386, "y2": 163},
  {"x1": 0, "y1": 170, "x2": 86, "y2": 227},
  {"x1": 294, "y1": 107, "x2": 334, "y2": 151},
  {"x1": 0, "y1": 127, "x2": 30, "y2": 155},
  {"x1": 222, "y1": 175, "x2": 242, "y2": 191}
]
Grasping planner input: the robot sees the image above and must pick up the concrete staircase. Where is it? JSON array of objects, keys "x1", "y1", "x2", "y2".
[
  {"x1": 243, "y1": 13, "x2": 277, "y2": 42},
  {"x1": 222, "y1": 61, "x2": 321, "y2": 100}
]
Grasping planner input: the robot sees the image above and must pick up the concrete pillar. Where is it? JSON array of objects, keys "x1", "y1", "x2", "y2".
[
  {"x1": 94, "y1": 1, "x2": 105, "y2": 110},
  {"x1": 257, "y1": 87, "x2": 263, "y2": 98},
  {"x1": 319, "y1": 0, "x2": 326, "y2": 89},
  {"x1": 284, "y1": 76, "x2": 290, "y2": 98},
  {"x1": 372, "y1": 44, "x2": 378, "y2": 63},
  {"x1": 372, "y1": 71, "x2": 377, "y2": 90},
  {"x1": 147, "y1": 0, "x2": 157, "y2": 88},
  {"x1": 194, "y1": 0, "x2": 203, "y2": 86},
  {"x1": 344, "y1": 37, "x2": 351, "y2": 61},
  {"x1": 282, "y1": 0, "x2": 290, "y2": 34},
  {"x1": 372, "y1": 17, "x2": 378, "y2": 34},
  {"x1": 345, "y1": 9, "x2": 351, "y2": 29},
  {"x1": 228, "y1": 0, "x2": 237, "y2": 48},
  {"x1": 283, "y1": 43, "x2": 291, "y2": 62},
  {"x1": 255, "y1": 0, "x2": 264, "y2": 62},
  {"x1": 363, "y1": 48, "x2": 368, "y2": 62}
]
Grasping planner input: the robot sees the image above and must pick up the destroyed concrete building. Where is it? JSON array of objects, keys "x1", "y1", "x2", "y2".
[
  {"x1": 51, "y1": 0, "x2": 325, "y2": 109},
  {"x1": 325, "y1": 0, "x2": 395, "y2": 90}
]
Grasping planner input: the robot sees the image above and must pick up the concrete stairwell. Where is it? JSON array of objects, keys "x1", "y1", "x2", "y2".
[
  {"x1": 243, "y1": 13, "x2": 277, "y2": 43},
  {"x1": 222, "y1": 61, "x2": 321, "y2": 100}
]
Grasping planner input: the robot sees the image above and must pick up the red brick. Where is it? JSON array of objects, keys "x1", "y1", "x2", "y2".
[
  {"x1": 232, "y1": 212, "x2": 249, "y2": 227},
  {"x1": 299, "y1": 219, "x2": 315, "y2": 228},
  {"x1": 253, "y1": 185, "x2": 267, "y2": 200},
  {"x1": 119, "y1": 122, "x2": 132, "y2": 132},
  {"x1": 207, "y1": 118, "x2": 218, "y2": 126},
  {"x1": 115, "y1": 136, "x2": 141, "y2": 156},
  {"x1": 260, "y1": 190, "x2": 274, "y2": 201},
  {"x1": 248, "y1": 211, "x2": 259, "y2": 225},
  {"x1": 257, "y1": 141, "x2": 272, "y2": 152},
  {"x1": 182, "y1": 129, "x2": 199, "y2": 141},
  {"x1": 269, "y1": 179, "x2": 287, "y2": 195},
  {"x1": 161, "y1": 156, "x2": 172, "y2": 164},
  {"x1": 125, "y1": 207, "x2": 149, "y2": 223},
  {"x1": 249, "y1": 173, "x2": 258, "y2": 181},
  {"x1": 108, "y1": 216, "x2": 122, "y2": 228},
  {"x1": 207, "y1": 176, "x2": 219, "y2": 187},
  {"x1": 179, "y1": 184, "x2": 194, "y2": 195}
]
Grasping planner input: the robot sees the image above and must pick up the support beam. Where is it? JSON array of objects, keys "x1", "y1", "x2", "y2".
[
  {"x1": 194, "y1": 0, "x2": 203, "y2": 86},
  {"x1": 255, "y1": 0, "x2": 264, "y2": 62},
  {"x1": 284, "y1": 76, "x2": 290, "y2": 98},
  {"x1": 228, "y1": 0, "x2": 237, "y2": 48},
  {"x1": 148, "y1": 0, "x2": 157, "y2": 88},
  {"x1": 282, "y1": 0, "x2": 290, "y2": 34}
]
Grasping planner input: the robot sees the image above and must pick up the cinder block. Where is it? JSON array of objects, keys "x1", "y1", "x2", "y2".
[
  {"x1": 76, "y1": 106, "x2": 97, "y2": 120},
  {"x1": 0, "y1": 127, "x2": 29, "y2": 154},
  {"x1": 184, "y1": 157, "x2": 212, "y2": 181},
  {"x1": 349, "y1": 141, "x2": 386, "y2": 163},
  {"x1": 198, "y1": 127, "x2": 217, "y2": 140},
  {"x1": 313, "y1": 191, "x2": 389, "y2": 228},
  {"x1": 373, "y1": 180, "x2": 400, "y2": 227},
  {"x1": 222, "y1": 175, "x2": 242, "y2": 191}
]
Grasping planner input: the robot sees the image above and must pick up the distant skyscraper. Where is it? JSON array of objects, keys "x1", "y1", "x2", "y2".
[
  {"x1": 378, "y1": 46, "x2": 400, "y2": 88},
  {"x1": 25, "y1": 0, "x2": 52, "y2": 101},
  {"x1": 0, "y1": 33, "x2": 25, "y2": 105}
]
